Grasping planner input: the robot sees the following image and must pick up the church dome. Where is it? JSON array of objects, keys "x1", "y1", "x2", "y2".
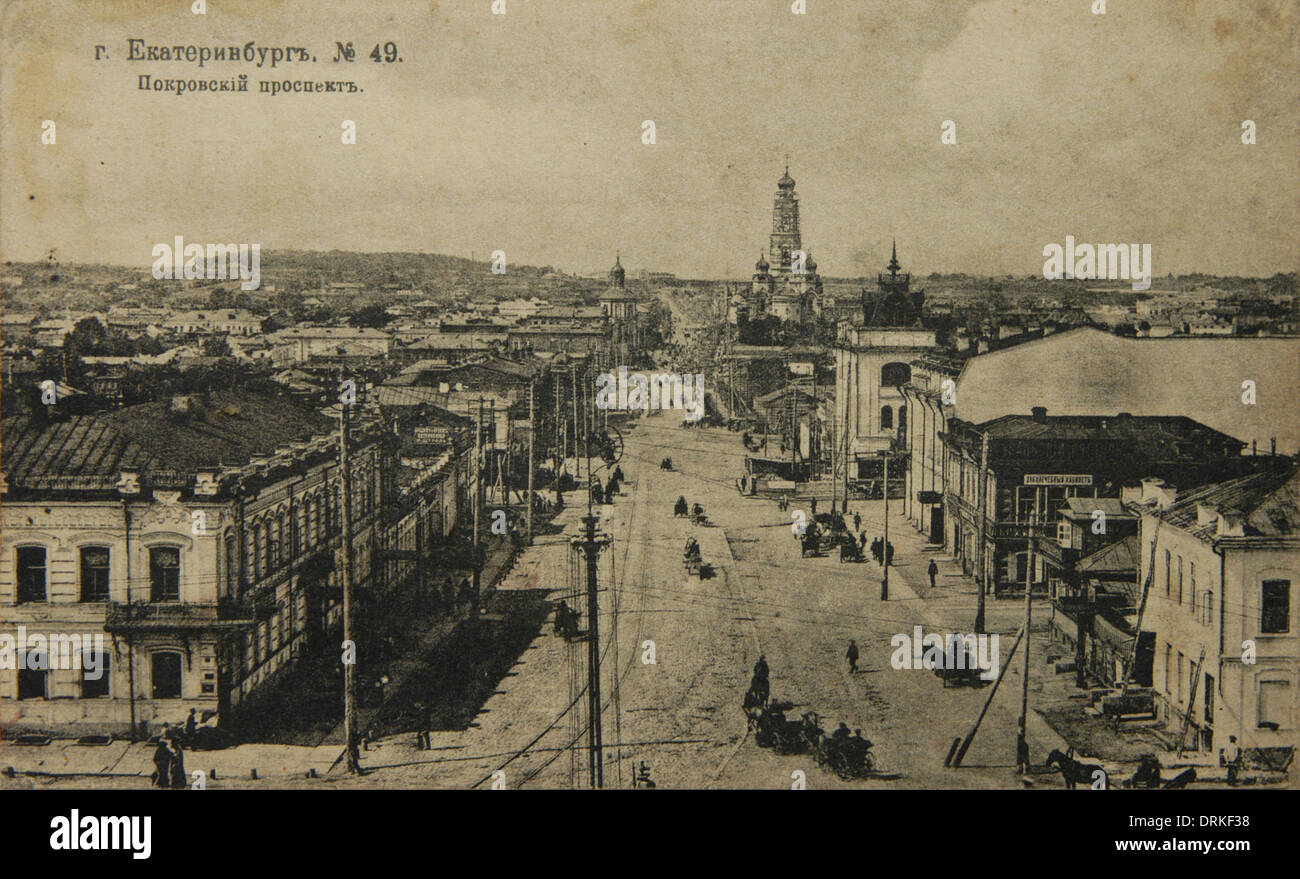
[
  {"x1": 755, "y1": 252, "x2": 770, "y2": 272},
  {"x1": 777, "y1": 169, "x2": 795, "y2": 189},
  {"x1": 805, "y1": 252, "x2": 817, "y2": 272}
]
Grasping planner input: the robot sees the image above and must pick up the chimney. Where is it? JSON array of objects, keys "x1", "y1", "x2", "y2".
[
  {"x1": 1140, "y1": 477, "x2": 1179, "y2": 508},
  {"x1": 1031, "y1": 406, "x2": 1048, "y2": 423},
  {"x1": 1120, "y1": 484, "x2": 1144, "y2": 505},
  {"x1": 1196, "y1": 503, "x2": 1219, "y2": 527},
  {"x1": 1216, "y1": 509, "x2": 1246, "y2": 537}
]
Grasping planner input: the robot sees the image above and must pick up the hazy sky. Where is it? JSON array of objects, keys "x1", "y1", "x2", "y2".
[{"x1": 2, "y1": 0, "x2": 1297, "y2": 278}]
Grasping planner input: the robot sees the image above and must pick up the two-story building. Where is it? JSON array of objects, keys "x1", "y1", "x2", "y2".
[
  {"x1": 1139, "y1": 463, "x2": 1299, "y2": 758},
  {"x1": 0, "y1": 390, "x2": 386, "y2": 737}
]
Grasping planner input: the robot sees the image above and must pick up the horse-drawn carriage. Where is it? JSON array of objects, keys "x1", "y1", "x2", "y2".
[
  {"x1": 684, "y1": 538, "x2": 703, "y2": 576},
  {"x1": 553, "y1": 600, "x2": 581, "y2": 641},
  {"x1": 660, "y1": 457, "x2": 673, "y2": 471},
  {"x1": 813, "y1": 724, "x2": 875, "y2": 780},
  {"x1": 933, "y1": 638, "x2": 990, "y2": 688},
  {"x1": 674, "y1": 496, "x2": 689, "y2": 517},
  {"x1": 690, "y1": 503, "x2": 708, "y2": 526},
  {"x1": 838, "y1": 534, "x2": 865, "y2": 563},
  {"x1": 749, "y1": 703, "x2": 814, "y2": 755}
]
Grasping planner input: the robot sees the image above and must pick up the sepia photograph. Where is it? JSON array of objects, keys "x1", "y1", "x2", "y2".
[{"x1": 1, "y1": 0, "x2": 1296, "y2": 858}]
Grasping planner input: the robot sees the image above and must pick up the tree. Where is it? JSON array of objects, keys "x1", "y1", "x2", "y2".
[
  {"x1": 202, "y1": 335, "x2": 232, "y2": 357},
  {"x1": 349, "y1": 304, "x2": 391, "y2": 328},
  {"x1": 208, "y1": 287, "x2": 235, "y2": 308}
]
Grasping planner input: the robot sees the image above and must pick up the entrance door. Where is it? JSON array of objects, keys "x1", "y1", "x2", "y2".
[
  {"x1": 151, "y1": 652, "x2": 183, "y2": 700},
  {"x1": 929, "y1": 507, "x2": 944, "y2": 545}
]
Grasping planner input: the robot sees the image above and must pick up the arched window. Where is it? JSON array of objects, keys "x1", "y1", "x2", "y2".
[
  {"x1": 881, "y1": 362, "x2": 911, "y2": 387},
  {"x1": 880, "y1": 406, "x2": 893, "y2": 430}
]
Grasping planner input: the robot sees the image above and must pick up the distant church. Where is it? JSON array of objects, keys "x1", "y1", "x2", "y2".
[{"x1": 732, "y1": 161, "x2": 823, "y2": 325}]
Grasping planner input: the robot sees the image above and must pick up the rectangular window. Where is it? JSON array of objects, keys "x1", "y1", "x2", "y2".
[
  {"x1": 1204, "y1": 674, "x2": 1214, "y2": 724},
  {"x1": 149, "y1": 547, "x2": 181, "y2": 602},
  {"x1": 1163, "y1": 643, "x2": 1172, "y2": 693},
  {"x1": 1176, "y1": 555, "x2": 1184, "y2": 605},
  {"x1": 1163, "y1": 550, "x2": 1171, "y2": 595},
  {"x1": 18, "y1": 665, "x2": 47, "y2": 699},
  {"x1": 82, "y1": 651, "x2": 110, "y2": 698},
  {"x1": 151, "y1": 652, "x2": 182, "y2": 699},
  {"x1": 1176, "y1": 652, "x2": 1185, "y2": 704},
  {"x1": 1259, "y1": 680, "x2": 1291, "y2": 729},
  {"x1": 16, "y1": 546, "x2": 47, "y2": 603},
  {"x1": 1188, "y1": 562, "x2": 1196, "y2": 614},
  {"x1": 80, "y1": 547, "x2": 111, "y2": 602},
  {"x1": 1261, "y1": 580, "x2": 1290, "y2": 634}
]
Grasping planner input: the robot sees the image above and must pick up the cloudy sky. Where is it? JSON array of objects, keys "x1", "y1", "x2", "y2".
[{"x1": 2, "y1": 0, "x2": 1296, "y2": 278}]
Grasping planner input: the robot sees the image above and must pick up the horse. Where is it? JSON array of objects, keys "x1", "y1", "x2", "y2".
[
  {"x1": 742, "y1": 674, "x2": 770, "y2": 711},
  {"x1": 1046, "y1": 748, "x2": 1106, "y2": 790}
]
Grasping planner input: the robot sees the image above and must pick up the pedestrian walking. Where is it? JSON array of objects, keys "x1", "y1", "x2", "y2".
[
  {"x1": 853, "y1": 512, "x2": 862, "y2": 533},
  {"x1": 846, "y1": 639, "x2": 859, "y2": 674},
  {"x1": 185, "y1": 707, "x2": 198, "y2": 738},
  {"x1": 1225, "y1": 736, "x2": 1242, "y2": 786},
  {"x1": 871, "y1": 538, "x2": 882, "y2": 564},
  {"x1": 928, "y1": 559, "x2": 938, "y2": 589},
  {"x1": 885, "y1": 542, "x2": 894, "y2": 566},
  {"x1": 151, "y1": 739, "x2": 172, "y2": 789},
  {"x1": 415, "y1": 701, "x2": 432, "y2": 750},
  {"x1": 167, "y1": 738, "x2": 187, "y2": 788}
]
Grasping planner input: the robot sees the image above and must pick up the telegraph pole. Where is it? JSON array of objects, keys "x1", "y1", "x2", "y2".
[
  {"x1": 973, "y1": 432, "x2": 989, "y2": 634},
  {"x1": 472, "y1": 398, "x2": 483, "y2": 614},
  {"x1": 1016, "y1": 486, "x2": 1038, "y2": 773},
  {"x1": 575, "y1": 514, "x2": 609, "y2": 787},
  {"x1": 881, "y1": 451, "x2": 890, "y2": 601},
  {"x1": 571, "y1": 364, "x2": 581, "y2": 482},
  {"x1": 526, "y1": 379, "x2": 536, "y2": 545},
  {"x1": 339, "y1": 397, "x2": 359, "y2": 773}
]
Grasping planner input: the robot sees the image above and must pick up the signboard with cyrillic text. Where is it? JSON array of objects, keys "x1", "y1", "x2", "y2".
[{"x1": 1023, "y1": 474, "x2": 1092, "y2": 486}]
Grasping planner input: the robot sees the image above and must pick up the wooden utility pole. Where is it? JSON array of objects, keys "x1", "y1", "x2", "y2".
[
  {"x1": 571, "y1": 364, "x2": 581, "y2": 482},
  {"x1": 1120, "y1": 516, "x2": 1161, "y2": 698},
  {"x1": 1176, "y1": 647, "x2": 1207, "y2": 758},
  {"x1": 951, "y1": 626, "x2": 1025, "y2": 767},
  {"x1": 471, "y1": 398, "x2": 483, "y2": 613},
  {"x1": 973, "y1": 432, "x2": 989, "y2": 634},
  {"x1": 575, "y1": 514, "x2": 609, "y2": 787},
  {"x1": 526, "y1": 379, "x2": 535, "y2": 545},
  {"x1": 881, "y1": 452, "x2": 890, "y2": 601},
  {"x1": 340, "y1": 399, "x2": 359, "y2": 773},
  {"x1": 1015, "y1": 485, "x2": 1038, "y2": 771}
]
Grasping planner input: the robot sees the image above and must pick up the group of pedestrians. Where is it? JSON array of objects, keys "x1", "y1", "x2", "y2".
[{"x1": 150, "y1": 711, "x2": 197, "y2": 789}]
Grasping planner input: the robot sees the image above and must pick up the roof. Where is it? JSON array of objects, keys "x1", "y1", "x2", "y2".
[
  {"x1": 1158, "y1": 464, "x2": 1299, "y2": 540},
  {"x1": 975, "y1": 413, "x2": 1240, "y2": 448},
  {"x1": 1, "y1": 390, "x2": 336, "y2": 483},
  {"x1": 269, "y1": 326, "x2": 391, "y2": 340},
  {"x1": 951, "y1": 327, "x2": 1300, "y2": 453},
  {"x1": 1077, "y1": 534, "x2": 1141, "y2": 575},
  {"x1": 1063, "y1": 496, "x2": 1136, "y2": 519}
]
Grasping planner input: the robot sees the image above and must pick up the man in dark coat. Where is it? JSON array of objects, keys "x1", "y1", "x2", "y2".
[
  {"x1": 846, "y1": 639, "x2": 859, "y2": 673},
  {"x1": 885, "y1": 542, "x2": 895, "y2": 566},
  {"x1": 928, "y1": 559, "x2": 939, "y2": 589},
  {"x1": 753, "y1": 654, "x2": 769, "y2": 680},
  {"x1": 151, "y1": 740, "x2": 172, "y2": 788}
]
